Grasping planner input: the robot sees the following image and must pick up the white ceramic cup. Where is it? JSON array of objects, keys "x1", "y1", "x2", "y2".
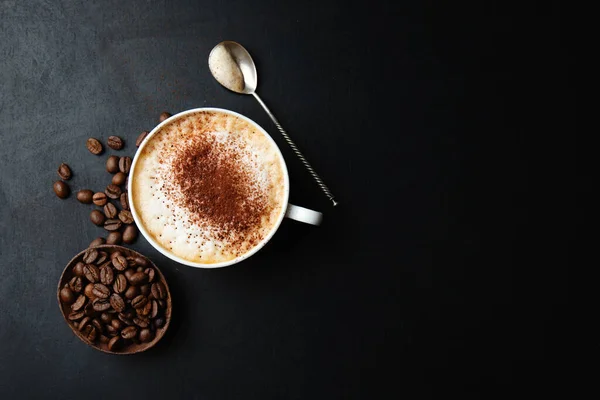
[{"x1": 129, "y1": 107, "x2": 322, "y2": 269}]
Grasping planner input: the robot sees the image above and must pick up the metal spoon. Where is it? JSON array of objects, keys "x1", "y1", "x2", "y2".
[{"x1": 208, "y1": 41, "x2": 338, "y2": 207}]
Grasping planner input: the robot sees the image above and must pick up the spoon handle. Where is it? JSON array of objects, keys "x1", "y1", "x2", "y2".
[{"x1": 251, "y1": 92, "x2": 338, "y2": 207}]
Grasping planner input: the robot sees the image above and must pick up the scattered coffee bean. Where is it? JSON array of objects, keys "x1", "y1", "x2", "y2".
[
  {"x1": 69, "y1": 276, "x2": 83, "y2": 293},
  {"x1": 112, "y1": 255, "x2": 128, "y2": 271},
  {"x1": 118, "y1": 210, "x2": 134, "y2": 224},
  {"x1": 104, "y1": 218, "x2": 122, "y2": 231},
  {"x1": 73, "y1": 261, "x2": 85, "y2": 277},
  {"x1": 136, "y1": 131, "x2": 149, "y2": 147},
  {"x1": 53, "y1": 181, "x2": 70, "y2": 199},
  {"x1": 106, "y1": 231, "x2": 122, "y2": 245},
  {"x1": 110, "y1": 293, "x2": 126, "y2": 312},
  {"x1": 111, "y1": 172, "x2": 126, "y2": 186},
  {"x1": 83, "y1": 264, "x2": 100, "y2": 283},
  {"x1": 93, "y1": 192, "x2": 108, "y2": 206},
  {"x1": 82, "y1": 248, "x2": 98, "y2": 264},
  {"x1": 89, "y1": 237, "x2": 105, "y2": 248},
  {"x1": 103, "y1": 202, "x2": 117, "y2": 219},
  {"x1": 129, "y1": 271, "x2": 148, "y2": 286},
  {"x1": 107, "y1": 136, "x2": 124, "y2": 150},
  {"x1": 121, "y1": 326, "x2": 138, "y2": 340},
  {"x1": 60, "y1": 286, "x2": 75, "y2": 304},
  {"x1": 99, "y1": 264, "x2": 114, "y2": 285},
  {"x1": 118, "y1": 156, "x2": 132, "y2": 174},
  {"x1": 108, "y1": 336, "x2": 121, "y2": 351},
  {"x1": 90, "y1": 210, "x2": 105, "y2": 226},
  {"x1": 71, "y1": 295, "x2": 86, "y2": 311},
  {"x1": 105, "y1": 184, "x2": 121, "y2": 199},
  {"x1": 119, "y1": 193, "x2": 129, "y2": 210},
  {"x1": 86, "y1": 138, "x2": 103, "y2": 155},
  {"x1": 159, "y1": 111, "x2": 172, "y2": 122},
  {"x1": 106, "y1": 156, "x2": 120, "y2": 173},
  {"x1": 57, "y1": 163, "x2": 72, "y2": 180},
  {"x1": 113, "y1": 274, "x2": 127, "y2": 294},
  {"x1": 122, "y1": 225, "x2": 138, "y2": 244},
  {"x1": 139, "y1": 328, "x2": 154, "y2": 343},
  {"x1": 84, "y1": 283, "x2": 95, "y2": 299},
  {"x1": 76, "y1": 189, "x2": 94, "y2": 204},
  {"x1": 124, "y1": 285, "x2": 139, "y2": 300},
  {"x1": 151, "y1": 282, "x2": 166, "y2": 300}
]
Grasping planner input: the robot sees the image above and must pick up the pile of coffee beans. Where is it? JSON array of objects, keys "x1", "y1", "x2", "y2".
[
  {"x1": 59, "y1": 246, "x2": 170, "y2": 352},
  {"x1": 52, "y1": 112, "x2": 172, "y2": 246}
]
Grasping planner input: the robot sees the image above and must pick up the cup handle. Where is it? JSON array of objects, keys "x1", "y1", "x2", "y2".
[{"x1": 285, "y1": 204, "x2": 323, "y2": 226}]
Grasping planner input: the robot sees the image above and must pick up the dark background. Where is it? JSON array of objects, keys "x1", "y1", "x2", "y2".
[{"x1": 0, "y1": 0, "x2": 572, "y2": 398}]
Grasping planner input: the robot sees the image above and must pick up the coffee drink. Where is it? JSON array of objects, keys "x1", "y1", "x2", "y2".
[{"x1": 132, "y1": 110, "x2": 286, "y2": 264}]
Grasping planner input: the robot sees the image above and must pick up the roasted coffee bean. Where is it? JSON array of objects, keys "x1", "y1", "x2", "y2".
[
  {"x1": 110, "y1": 293, "x2": 126, "y2": 312},
  {"x1": 136, "y1": 130, "x2": 149, "y2": 147},
  {"x1": 96, "y1": 251, "x2": 108, "y2": 264},
  {"x1": 92, "y1": 318, "x2": 103, "y2": 333},
  {"x1": 92, "y1": 298, "x2": 111, "y2": 312},
  {"x1": 92, "y1": 283, "x2": 110, "y2": 299},
  {"x1": 84, "y1": 283, "x2": 96, "y2": 299},
  {"x1": 125, "y1": 176, "x2": 129, "y2": 191},
  {"x1": 121, "y1": 326, "x2": 138, "y2": 339},
  {"x1": 111, "y1": 319, "x2": 124, "y2": 330},
  {"x1": 82, "y1": 248, "x2": 98, "y2": 264},
  {"x1": 106, "y1": 156, "x2": 120, "y2": 174},
  {"x1": 53, "y1": 181, "x2": 70, "y2": 199},
  {"x1": 112, "y1": 172, "x2": 127, "y2": 186},
  {"x1": 106, "y1": 231, "x2": 122, "y2": 245},
  {"x1": 104, "y1": 218, "x2": 122, "y2": 231},
  {"x1": 124, "y1": 285, "x2": 138, "y2": 300},
  {"x1": 77, "y1": 316, "x2": 91, "y2": 331},
  {"x1": 69, "y1": 276, "x2": 83, "y2": 293},
  {"x1": 119, "y1": 192, "x2": 130, "y2": 210},
  {"x1": 107, "y1": 136, "x2": 124, "y2": 150},
  {"x1": 77, "y1": 189, "x2": 94, "y2": 204},
  {"x1": 150, "y1": 300, "x2": 159, "y2": 318},
  {"x1": 92, "y1": 192, "x2": 107, "y2": 206},
  {"x1": 133, "y1": 316, "x2": 149, "y2": 328},
  {"x1": 90, "y1": 210, "x2": 105, "y2": 226},
  {"x1": 84, "y1": 325, "x2": 97, "y2": 342},
  {"x1": 139, "y1": 328, "x2": 154, "y2": 343},
  {"x1": 86, "y1": 138, "x2": 103, "y2": 154},
  {"x1": 112, "y1": 255, "x2": 127, "y2": 271},
  {"x1": 129, "y1": 256, "x2": 148, "y2": 268},
  {"x1": 106, "y1": 325, "x2": 118, "y2": 336},
  {"x1": 118, "y1": 156, "x2": 132, "y2": 174},
  {"x1": 118, "y1": 314, "x2": 134, "y2": 326},
  {"x1": 103, "y1": 202, "x2": 117, "y2": 219},
  {"x1": 68, "y1": 311, "x2": 85, "y2": 321},
  {"x1": 131, "y1": 295, "x2": 148, "y2": 309},
  {"x1": 99, "y1": 335, "x2": 110, "y2": 344},
  {"x1": 118, "y1": 210, "x2": 134, "y2": 224},
  {"x1": 110, "y1": 251, "x2": 123, "y2": 261},
  {"x1": 124, "y1": 268, "x2": 135, "y2": 280},
  {"x1": 108, "y1": 336, "x2": 121, "y2": 351},
  {"x1": 154, "y1": 317, "x2": 165, "y2": 328},
  {"x1": 144, "y1": 268, "x2": 155, "y2": 283},
  {"x1": 136, "y1": 266, "x2": 144, "y2": 273},
  {"x1": 83, "y1": 264, "x2": 100, "y2": 283},
  {"x1": 113, "y1": 274, "x2": 127, "y2": 293},
  {"x1": 100, "y1": 312, "x2": 112, "y2": 324},
  {"x1": 105, "y1": 184, "x2": 121, "y2": 199},
  {"x1": 151, "y1": 282, "x2": 166, "y2": 300},
  {"x1": 84, "y1": 301, "x2": 96, "y2": 316},
  {"x1": 89, "y1": 237, "x2": 105, "y2": 248},
  {"x1": 71, "y1": 295, "x2": 86, "y2": 311},
  {"x1": 122, "y1": 224, "x2": 138, "y2": 244},
  {"x1": 137, "y1": 300, "x2": 152, "y2": 317},
  {"x1": 140, "y1": 284, "x2": 150, "y2": 296},
  {"x1": 60, "y1": 286, "x2": 75, "y2": 304},
  {"x1": 159, "y1": 111, "x2": 172, "y2": 122},
  {"x1": 73, "y1": 261, "x2": 85, "y2": 276},
  {"x1": 129, "y1": 271, "x2": 148, "y2": 286},
  {"x1": 57, "y1": 163, "x2": 72, "y2": 180}
]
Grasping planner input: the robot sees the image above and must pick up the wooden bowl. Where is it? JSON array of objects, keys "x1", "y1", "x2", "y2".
[{"x1": 57, "y1": 245, "x2": 172, "y2": 354}]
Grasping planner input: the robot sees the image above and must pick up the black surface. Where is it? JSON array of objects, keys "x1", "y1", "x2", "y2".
[{"x1": 0, "y1": 1, "x2": 572, "y2": 398}]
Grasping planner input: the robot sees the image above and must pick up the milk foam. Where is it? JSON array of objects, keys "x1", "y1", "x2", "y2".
[{"x1": 132, "y1": 111, "x2": 286, "y2": 264}]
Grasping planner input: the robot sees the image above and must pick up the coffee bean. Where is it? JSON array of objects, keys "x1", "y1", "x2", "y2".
[
  {"x1": 68, "y1": 276, "x2": 83, "y2": 293},
  {"x1": 75, "y1": 189, "x2": 92, "y2": 205},
  {"x1": 71, "y1": 295, "x2": 86, "y2": 311},
  {"x1": 84, "y1": 283, "x2": 95, "y2": 299},
  {"x1": 92, "y1": 283, "x2": 110, "y2": 299},
  {"x1": 90, "y1": 210, "x2": 105, "y2": 226},
  {"x1": 99, "y1": 335, "x2": 110, "y2": 344},
  {"x1": 121, "y1": 326, "x2": 138, "y2": 339},
  {"x1": 124, "y1": 269, "x2": 135, "y2": 280},
  {"x1": 118, "y1": 156, "x2": 132, "y2": 174},
  {"x1": 77, "y1": 316, "x2": 91, "y2": 331},
  {"x1": 128, "y1": 256, "x2": 148, "y2": 268},
  {"x1": 89, "y1": 237, "x2": 105, "y2": 248},
  {"x1": 140, "y1": 284, "x2": 150, "y2": 296},
  {"x1": 109, "y1": 293, "x2": 126, "y2": 313},
  {"x1": 118, "y1": 210, "x2": 134, "y2": 224},
  {"x1": 53, "y1": 181, "x2": 70, "y2": 199},
  {"x1": 111, "y1": 319, "x2": 124, "y2": 330},
  {"x1": 104, "y1": 218, "x2": 122, "y2": 231},
  {"x1": 100, "y1": 313, "x2": 112, "y2": 324},
  {"x1": 144, "y1": 268, "x2": 155, "y2": 283},
  {"x1": 125, "y1": 176, "x2": 129, "y2": 191},
  {"x1": 129, "y1": 271, "x2": 148, "y2": 286},
  {"x1": 106, "y1": 155, "x2": 120, "y2": 173},
  {"x1": 83, "y1": 264, "x2": 100, "y2": 283},
  {"x1": 96, "y1": 251, "x2": 108, "y2": 264},
  {"x1": 92, "y1": 298, "x2": 111, "y2": 312},
  {"x1": 60, "y1": 286, "x2": 75, "y2": 304},
  {"x1": 139, "y1": 328, "x2": 154, "y2": 343},
  {"x1": 133, "y1": 316, "x2": 149, "y2": 328},
  {"x1": 112, "y1": 172, "x2": 127, "y2": 186},
  {"x1": 136, "y1": 130, "x2": 149, "y2": 147},
  {"x1": 86, "y1": 138, "x2": 103, "y2": 155},
  {"x1": 92, "y1": 318, "x2": 103, "y2": 333},
  {"x1": 118, "y1": 313, "x2": 134, "y2": 326},
  {"x1": 122, "y1": 225, "x2": 138, "y2": 244},
  {"x1": 103, "y1": 202, "x2": 117, "y2": 219},
  {"x1": 73, "y1": 261, "x2": 85, "y2": 276},
  {"x1": 84, "y1": 325, "x2": 98, "y2": 342},
  {"x1": 110, "y1": 251, "x2": 122, "y2": 261},
  {"x1": 137, "y1": 300, "x2": 152, "y2": 317},
  {"x1": 108, "y1": 336, "x2": 121, "y2": 351},
  {"x1": 106, "y1": 231, "x2": 122, "y2": 245},
  {"x1": 84, "y1": 301, "x2": 96, "y2": 316},
  {"x1": 112, "y1": 255, "x2": 127, "y2": 271},
  {"x1": 119, "y1": 193, "x2": 130, "y2": 210},
  {"x1": 136, "y1": 266, "x2": 144, "y2": 273},
  {"x1": 82, "y1": 248, "x2": 98, "y2": 264},
  {"x1": 151, "y1": 282, "x2": 166, "y2": 300},
  {"x1": 150, "y1": 300, "x2": 159, "y2": 318},
  {"x1": 154, "y1": 317, "x2": 165, "y2": 328},
  {"x1": 131, "y1": 295, "x2": 148, "y2": 309},
  {"x1": 105, "y1": 184, "x2": 121, "y2": 199},
  {"x1": 159, "y1": 111, "x2": 172, "y2": 122},
  {"x1": 124, "y1": 285, "x2": 139, "y2": 300},
  {"x1": 68, "y1": 311, "x2": 85, "y2": 321},
  {"x1": 57, "y1": 163, "x2": 72, "y2": 180},
  {"x1": 107, "y1": 136, "x2": 124, "y2": 150},
  {"x1": 106, "y1": 325, "x2": 118, "y2": 336},
  {"x1": 93, "y1": 192, "x2": 107, "y2": 206},
  {"x1": 113, "y1": 274, "x2": 127, "y2": 293}
]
